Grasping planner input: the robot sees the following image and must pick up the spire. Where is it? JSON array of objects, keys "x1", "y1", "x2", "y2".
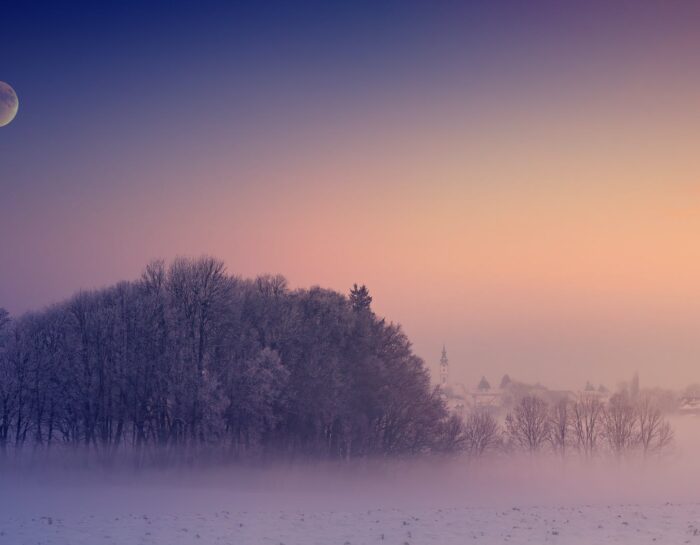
[
  {"x1": 631, "y1": 372, "x2": 639, "y2": 397},
  {"x1": 439, "y1": 345, "x2": 449, "y2": 386}
]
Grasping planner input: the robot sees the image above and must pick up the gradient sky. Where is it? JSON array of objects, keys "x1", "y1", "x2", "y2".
[{"x1": 2, "y1": 1, "x2": 700, "y2": 390}]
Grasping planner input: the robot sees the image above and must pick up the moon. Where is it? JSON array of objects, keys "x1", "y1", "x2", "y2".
[{"x1": 0, "y1": 82, "x2": 19, "y2": 127}]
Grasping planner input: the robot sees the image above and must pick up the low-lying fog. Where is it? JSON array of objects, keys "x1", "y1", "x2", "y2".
[{"x1": 1, "y1": 417, "x2": 698, "y2": 519}]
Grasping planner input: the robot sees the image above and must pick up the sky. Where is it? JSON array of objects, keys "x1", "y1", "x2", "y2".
[{"x1": 2, "y1": 1, "x2": 700, "y2": 390}]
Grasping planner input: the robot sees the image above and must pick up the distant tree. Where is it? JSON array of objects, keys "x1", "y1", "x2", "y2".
[
  {"x1": 462, "y1": 408, "x2": 500, "y2": 457},
  {"x1": 436, "y1": 414, "x2": 467, "y2": 453},
  {"x1": 584, "y1": 381, "x2": 595, "y2": 392},
  {"x1": 636, "y1": 394, "x2": 673, "y2": 458},
  {"x1": 0, "y1": 308, "x2": 9, "y2": 331},
  {"x1": 477, "y1": 376, "x2": 491, "y2": 391},
  {"x1": 571, "y1": 394, "x2": 604, "y2": 458},
  {"x1": 499, "y1": 374, "x2": 511, "y2": 389},
  {"x1": 602, "y1": 392, "x2": 637, "y2": 458},
  {"x1": 548, "y1": 398, "x2": 571, "y2": 458},
  {"x1": 505, "y1": 395, "x2": 550, "y2": 453},
  {"x1": 349, "y1": 284, "x2": 372, "y2": 313}
]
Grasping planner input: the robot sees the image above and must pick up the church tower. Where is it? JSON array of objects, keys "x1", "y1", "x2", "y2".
[{"x1": 440, "y1": 345, "x2": 449, "y2": 386}]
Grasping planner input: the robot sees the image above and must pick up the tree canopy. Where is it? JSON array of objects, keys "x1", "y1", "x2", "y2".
[{"x1": 0, "y1": 257, "x2": 452, "y2": 461}]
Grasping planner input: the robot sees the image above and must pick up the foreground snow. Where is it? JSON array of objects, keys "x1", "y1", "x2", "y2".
[{"x1": 2, "y1": 502, "x2": 700, "y2": 544}]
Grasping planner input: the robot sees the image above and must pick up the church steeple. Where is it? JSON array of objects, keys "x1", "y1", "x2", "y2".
[{"x1": 440, "y1": 345, "x2": 449, "y2": 386}]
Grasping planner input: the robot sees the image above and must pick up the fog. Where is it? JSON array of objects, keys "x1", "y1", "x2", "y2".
[{"x1": 1, "y1": 417, "x2": 697, "y2": 523}]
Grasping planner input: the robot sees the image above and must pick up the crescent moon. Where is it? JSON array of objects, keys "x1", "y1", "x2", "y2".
[{"x1": 0, "y1": 81, "x2": 19, "y2": 127}]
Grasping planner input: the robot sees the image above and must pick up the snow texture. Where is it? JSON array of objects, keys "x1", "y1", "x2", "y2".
[{"x1": 1, "y1": 502, "x2": 699, "y2": 544}]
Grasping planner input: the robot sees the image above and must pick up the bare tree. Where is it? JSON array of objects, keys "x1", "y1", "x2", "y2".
[
  {"x1": 463, "y1": 408, "x2": 500, "y2": 457},
  {"x1": 548, "y1": 397, "x2": 571, "y2": 458},
  {"x1": 636, "y1": 394, "x2": 674, "y2": 458},
  {"x1": 505, "y1": 395, "x2": 550, "y2": 453},
  {"x1": 436, "y1": 414, "x2": 468, "y2": 453},
  {"x1": 571, "y1": 394, "x2": 604, "y2": 458},
  {"x1": 602, "y1": 392, "x2": 637, "y2": 458}
]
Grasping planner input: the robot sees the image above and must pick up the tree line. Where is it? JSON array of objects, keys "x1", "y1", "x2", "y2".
[
  {"x1": 0, "y1": 257, "x2": 458, "y2": 461},
  {"x1": 453, "y1": 392, "x2": 674, "y2": 460}
]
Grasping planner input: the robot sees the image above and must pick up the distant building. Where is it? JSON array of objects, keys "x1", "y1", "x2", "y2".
[
  {"x1": 679, "y1": 388, "x2": 700, "y2": 416},
  {"x1": 435, "y1": 348, "x2": 505, "y2": 415},
  {"x1": 631, "y1": 372, "x2": 640, "y2": 397},
  {"x1": 470, "y1": 376, "x2": 501, "y2": 408},
  {"x1": 679, "y1": 398, "x2": 700, "y2": 416},
  {"x1": 437, "y1": 347, "x2": 468, "y2": 416},
  {"x1": 434, "y1": 349, "x2": 619, "y2": 415}
]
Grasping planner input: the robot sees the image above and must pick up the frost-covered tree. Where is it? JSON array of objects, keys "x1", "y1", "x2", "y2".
[
  {"x1": 349, "y1": 284, "x2": 372, "y2": 313},
  {"x1": 0, "y1": 259, "x2": 455, "y2": 461}
]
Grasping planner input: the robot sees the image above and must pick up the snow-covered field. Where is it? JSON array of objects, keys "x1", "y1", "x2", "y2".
[
  {"x1": 2, "y1": 502, "x2": 700, "y2": 544},
  {"x1": 1, "y1": 418, "x2": 698, "y2": 545}
]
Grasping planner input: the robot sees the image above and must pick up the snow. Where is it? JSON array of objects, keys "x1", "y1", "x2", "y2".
[{"x1": 1, "y1": 501, "x2": 700, "y2": 544}]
